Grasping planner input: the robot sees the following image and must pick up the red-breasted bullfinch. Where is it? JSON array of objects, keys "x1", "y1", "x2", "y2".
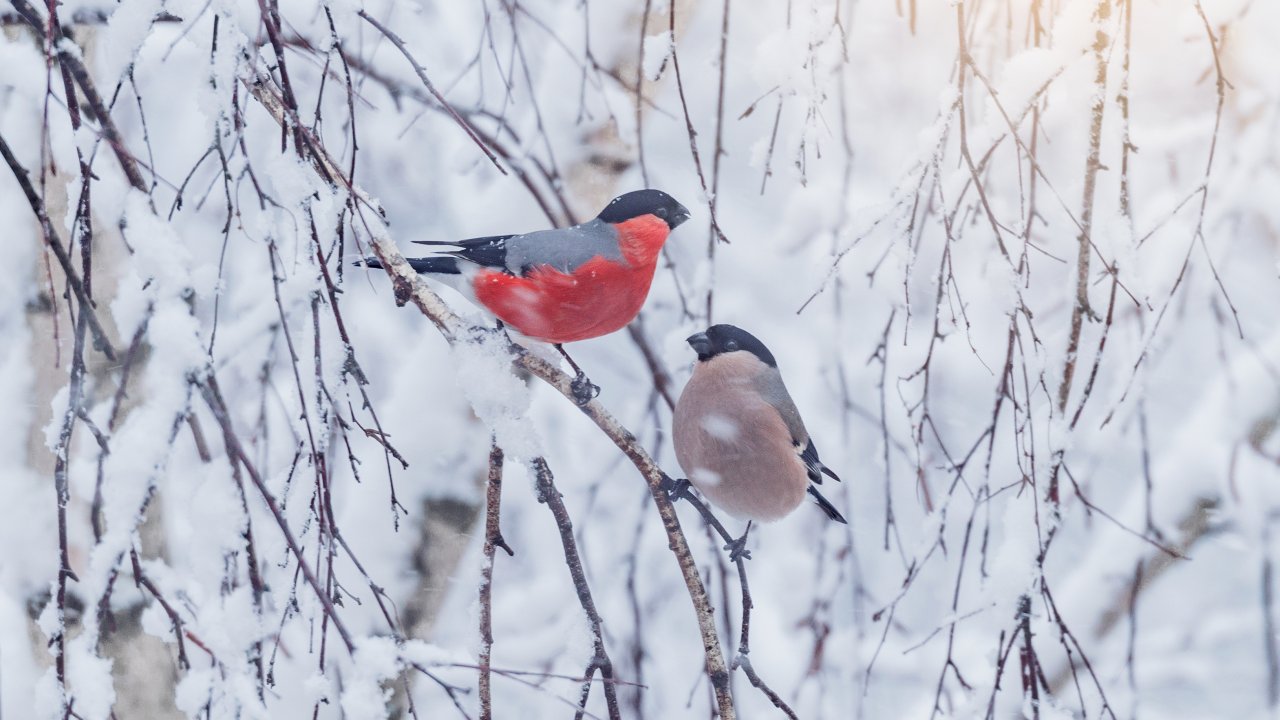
[
  {"x1": 360, "y1": 189, "x2": 690, "y2": 402},
  {"x1": 670, "y1": 324, "x2": 847, "y2": 559}
]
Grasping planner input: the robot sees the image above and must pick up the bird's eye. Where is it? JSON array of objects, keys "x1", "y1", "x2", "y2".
[
  {"x1": 655, "y1": 207, "x2": 668, "y2": 218},
  {"x1": 725, "y1": 340, "x2": 739, "y2": 351}
]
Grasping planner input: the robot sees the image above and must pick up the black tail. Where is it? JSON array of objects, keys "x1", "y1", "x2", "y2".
[
  {"x1": 808, "y1": 485, "x2": 847, "y2": 524},
  {"x1": 355, "y1": 256, "x2": 461, "y2": 275},
  {"x1": 413, "y1": 234, "x2": 511, "y2": 270}
]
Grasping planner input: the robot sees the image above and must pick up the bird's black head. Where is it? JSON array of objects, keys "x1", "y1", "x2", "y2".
[
  {"x1": 597, "y1": 189, "x2": 691, "y2": 230},
  {"x1": 686, "y1": 324, "x2": 777, "y2": 367}
]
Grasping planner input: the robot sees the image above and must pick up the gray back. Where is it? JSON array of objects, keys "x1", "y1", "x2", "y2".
[{"x1": 504, "y1": 218, "x2": 623, "y2": 275}]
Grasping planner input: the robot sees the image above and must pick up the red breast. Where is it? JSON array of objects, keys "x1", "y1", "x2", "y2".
[{"x1": 471, "y1": 215, "x2": 671, "y2": 343}]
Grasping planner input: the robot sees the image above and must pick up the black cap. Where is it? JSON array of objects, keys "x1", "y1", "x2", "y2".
[
  {"x1": 686, "y1": 324, "x2": 776, "y2": 367},
  {"x1": 597, "y1": 189, "x2": 691, "y2": 230}
]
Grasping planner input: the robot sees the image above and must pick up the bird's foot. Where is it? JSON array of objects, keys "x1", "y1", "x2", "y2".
[
  {"x1": 724, "y1": 532, "x2": 752, "y2": 562},
  {"x1": 570, "y1": 372, "x2": 600, "y2": 405},
  {"x1": 661, "y1": 476, "x2": 692, "y2": 503}
]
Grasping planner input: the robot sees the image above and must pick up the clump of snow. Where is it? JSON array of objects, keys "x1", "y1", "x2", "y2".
[
  {"x1": 97, "y1": 0, "x2": 162, "y2": 82},
  {"x1": 339, "y1": 636, "x2": 402, "y2": 720},
  {"x1": 983, "y1": 496, "x2": 1041, "y2": 618},
  {"x1": 451, "y1": 331, "x2": 541, "y2": 459},
  {"x1": 65, "y1": 635, "x2": 116, "y2": 720}
]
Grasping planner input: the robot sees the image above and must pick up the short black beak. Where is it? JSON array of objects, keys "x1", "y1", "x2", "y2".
[
  {"x1": 686, "y1": 332, "x2": 712, "y2": 358},
  {"x1": 669, "y1": 204, "x2": 692, "y2": 229}
]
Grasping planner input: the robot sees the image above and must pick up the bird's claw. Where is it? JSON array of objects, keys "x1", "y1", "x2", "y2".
[
  {"x1": 570, "y1": 372, "x2": 600, "y2": 405},
  {"x1": 662, "y1": 476, "x2": 692, "y2": 503},
  {"x1": 724, "y1": 535, "x2": 752, "y2": 562}
]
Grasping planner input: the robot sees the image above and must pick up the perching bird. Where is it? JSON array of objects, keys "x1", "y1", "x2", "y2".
[
  {"x1": 359, "y1": 189, "x2": 690, "y2": 402},
  {"x1": 670, "y1": 324, "x2": 847, "y2": 560}
]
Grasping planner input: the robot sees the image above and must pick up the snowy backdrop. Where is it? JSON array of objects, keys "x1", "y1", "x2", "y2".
[{"x1": 1, "y1": 0, "x2": 1278, "y2": 718}]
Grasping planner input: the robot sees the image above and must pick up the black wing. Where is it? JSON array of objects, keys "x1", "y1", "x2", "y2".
[
  {"x1": 800, "y1": 438, "x2": 842, "y2": 485},
  {"x1": 412, "y1": 234, "x2": 514, "y2": 270}
]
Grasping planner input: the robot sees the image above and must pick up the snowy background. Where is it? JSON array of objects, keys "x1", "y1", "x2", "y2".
[{"x1": 1, "y1": 0, "x2": 1279, "y2": 718}]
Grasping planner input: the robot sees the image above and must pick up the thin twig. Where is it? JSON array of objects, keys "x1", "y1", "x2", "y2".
[{"x1": 357, "y1": 9, "x2": 506, "y2": 175}]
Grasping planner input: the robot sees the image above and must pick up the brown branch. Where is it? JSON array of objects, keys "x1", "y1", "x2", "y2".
[
  {"x1": 479, "y1": 442, "x2": 511, "y2": 720},
  {"x1": 673, "y1": 489, "x2": 799, "y2": 719},
  {"x1": 530, "y1": 458, "x2": 622, "y2": 720}
]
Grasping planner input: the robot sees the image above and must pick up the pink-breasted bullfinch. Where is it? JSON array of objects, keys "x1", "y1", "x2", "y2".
[
  {"x1": 360, "y1": 189, "x2": 690, "y2": 402},
  {"x1": 671, "y1": 324, "x2": 847, "y2": 560}
]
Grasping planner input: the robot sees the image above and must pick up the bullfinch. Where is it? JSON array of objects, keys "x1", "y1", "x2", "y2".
[
  {"x1": 359, "y1": 189, "x2": 690, "y2": 402},
  {"x1": 670, "y1": 324, "x2": 847, "y2": 560}
]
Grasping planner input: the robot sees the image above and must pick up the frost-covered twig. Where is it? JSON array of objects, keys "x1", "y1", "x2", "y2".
[
  {"x1": 704, "y1": 0, "x2": 732, "y2": 320},
  {"x1": 48, "y1": 274, "x2": 89, "y2": 720},
  {"x1": 356, "y1": 9, "x2": 505, "y2": 175},
  {"x1": 667, "y1": 4, "x2": 728, "y2": 246},
  {"x1": 1054, "y1": 0, "x2": 1110, "y2": 418}
]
